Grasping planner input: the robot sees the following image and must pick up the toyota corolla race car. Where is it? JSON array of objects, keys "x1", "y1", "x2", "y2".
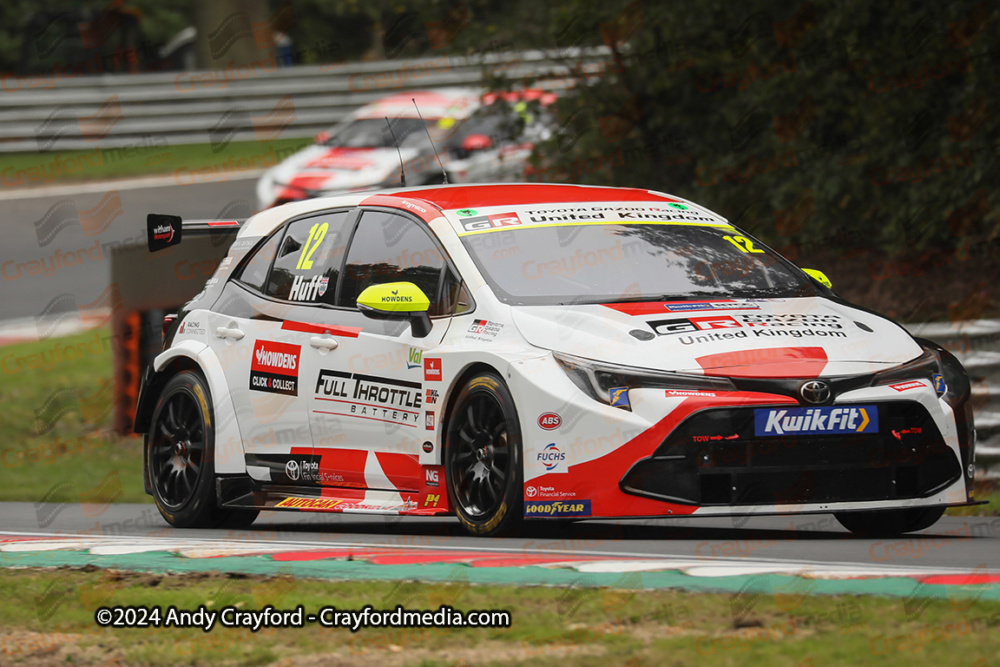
[
  {"x1": 136, "y1": 183, "x2": 978, "y2": 537},
  {"x1": 255, "y1": 89, "x2": 555, "y2": 209}
]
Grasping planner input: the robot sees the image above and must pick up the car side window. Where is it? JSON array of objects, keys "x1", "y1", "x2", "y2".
[
  {"x1": 264, "y1": 210, "x2": 352, "y2": 303},
  {"x1": 440, "y1": 264, "x2": 474, "y2": 316},
  {"x1": 337, "y1": 210, "x2": 453, "y2": 316},
  {"x1": 236, "y1": 233, "x2": 281, "y2": 291}
]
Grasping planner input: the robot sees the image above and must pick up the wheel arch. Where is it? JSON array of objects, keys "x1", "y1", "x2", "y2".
[{"x1": 135, "y1": 357, "x2": 202, "y2": 434}]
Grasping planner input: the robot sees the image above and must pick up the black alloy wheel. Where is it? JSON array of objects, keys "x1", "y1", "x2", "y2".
[
  {"x1": 446, "y1": 372, "x2": 523, "y2": 536},
  {"x1": 147, "y1": 371, "x2": 257, "y2": 528},
  {"x1": 150, "y1": 385, "x2": 206, "y2": 511}
]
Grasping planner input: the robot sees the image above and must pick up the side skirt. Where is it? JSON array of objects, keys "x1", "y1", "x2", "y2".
[{"x1": 216, "y1": 475, "x2": 451, "y2": 516}]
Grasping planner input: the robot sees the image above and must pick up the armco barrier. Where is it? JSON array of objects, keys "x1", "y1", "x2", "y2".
[
  {"x1": 0, "y1": 48, "x2": 610, "y2": 152},
  {"x1": 905, "y1": 319, "x2": 1000, "y2": 478}
]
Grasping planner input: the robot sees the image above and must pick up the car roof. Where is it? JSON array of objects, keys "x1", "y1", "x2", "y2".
[
  {"x1": 378, "y1": 183, "x2": 683, "y2": 209},
  {"x1": 351, "y1": 88, "x2": 481, "y2": 121},
  {"x1": 240, "y1": 183, "x2": 697, "y2": 237}
]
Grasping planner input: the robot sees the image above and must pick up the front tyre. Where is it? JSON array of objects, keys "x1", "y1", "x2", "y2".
[
  {"x1": 834, "y1": 506, "x2": 945, "y2": 537},
  {"x1": 147, "y1": 371, "x2": 257, "y2": 528},
  {"x1": 446, "y1": 372, "x2": 523, "y2": 536}
]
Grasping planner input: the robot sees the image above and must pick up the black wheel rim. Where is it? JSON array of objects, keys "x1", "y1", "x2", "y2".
[
  {"x1": 449, "y1": 392, "x2": 511, "y2": 519},
  {"x1": 149, "y1": 389, "x2": 206, "y2": 510}
]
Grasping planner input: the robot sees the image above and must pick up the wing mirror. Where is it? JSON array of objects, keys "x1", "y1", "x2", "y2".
[
  {"x1": 356, "y1": 282, "x2": 432, "y2": 338},
  {"x1": 802, "y1": 268, "x2": 832, "y2": 289}
]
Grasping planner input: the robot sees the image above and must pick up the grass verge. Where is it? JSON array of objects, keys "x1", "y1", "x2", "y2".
[
  {"x1": 0, "y1": 327, "x2": 149, "y2": 504},
  {"x1": 1, "y1": 567, "x2": 998, "y2": 666},
  {"x1": 1, "y1": 137, "x2": 311, "y2": 186}
]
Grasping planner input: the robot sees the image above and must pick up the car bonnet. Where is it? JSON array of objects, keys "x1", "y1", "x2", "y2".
[{"x1": 510, "y1": 297, "x2": 921, "y2": 377}]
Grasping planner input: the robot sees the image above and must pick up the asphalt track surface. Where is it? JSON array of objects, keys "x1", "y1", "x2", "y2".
[
  {"x1": 0, "y1": 178, "x2": 257, "y2": 322},
  {"x1": 2, "y1": 502, "x2": 998, "y2": 574}
]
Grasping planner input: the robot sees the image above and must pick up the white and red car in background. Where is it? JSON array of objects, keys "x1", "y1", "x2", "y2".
[
  {"x1": 255, "y1": 89, "x2": 556, "y2": 209},
  {"x1": 137, "y1": 183, "x2": 978, "y2": 536}
]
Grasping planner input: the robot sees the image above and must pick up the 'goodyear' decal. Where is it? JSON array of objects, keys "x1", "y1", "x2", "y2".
[{"x1": 524, "y1": 500, "x2": 592, "y2": 517}]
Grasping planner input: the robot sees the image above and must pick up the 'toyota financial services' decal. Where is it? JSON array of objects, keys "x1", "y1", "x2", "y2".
[
  {"x1": 250, "y1": 340, "x2": 300, "y2": 396},
  {"x1": 754, "y1": 405, "x2": 878, "y2": 436}
]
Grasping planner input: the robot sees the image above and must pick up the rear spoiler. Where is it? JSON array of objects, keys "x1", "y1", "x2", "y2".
[{"x1": 146, "y1": 214, "x2": 243, "y2": 253}]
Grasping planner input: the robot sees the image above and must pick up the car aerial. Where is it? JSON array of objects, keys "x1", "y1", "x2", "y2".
[
  {"x1": 255, "y1": 89, "x2": 556, "y2": 209},
  {"x1": 136, "y1": 183, "x2": 978, "y2": 537}
]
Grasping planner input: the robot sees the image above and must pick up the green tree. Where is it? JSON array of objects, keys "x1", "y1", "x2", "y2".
[{"x1": 513, "y1": 0, "x2": 999, "y2": 261}]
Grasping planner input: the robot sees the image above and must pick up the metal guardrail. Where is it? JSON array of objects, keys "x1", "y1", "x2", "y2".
[
  {"x1": 0, "y1": 48, "x2": 610, "y2": 153},
  {"x1": 905, "y1": 319, "x2": 1000, "y2": 478}
]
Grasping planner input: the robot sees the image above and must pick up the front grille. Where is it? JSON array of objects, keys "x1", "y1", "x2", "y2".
[{"x1": 620, "y1": 401, "x2": 960, "y2": 506}]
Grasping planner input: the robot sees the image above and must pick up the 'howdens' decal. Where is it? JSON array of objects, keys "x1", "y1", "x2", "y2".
[
  {"x1": 754, "y1": 405, "x2": 878, "y2": 436},
  {"x1": 250, "y1": 340, "x2": 301, "y2": 396}
]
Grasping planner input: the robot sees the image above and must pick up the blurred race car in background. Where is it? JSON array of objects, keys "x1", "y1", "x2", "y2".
[{"x1": 255, "y1": 88, "x2": 555, "y2": 209}]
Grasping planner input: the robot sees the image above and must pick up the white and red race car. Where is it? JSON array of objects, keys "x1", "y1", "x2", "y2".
[{"x1": 136, "y1": 183, "x2": 978, "y2": 536}]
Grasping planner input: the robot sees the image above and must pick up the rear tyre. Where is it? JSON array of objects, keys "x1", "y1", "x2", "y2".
[
  {"x1": 834, "y1": 506, "x2": 946, "y2": 537},
  {"x1": 148, "y1": 371, "x2": 254, "y2": 528},
  {"x1": 446, "y1": 372, "x2": 523, "y2": 537}
]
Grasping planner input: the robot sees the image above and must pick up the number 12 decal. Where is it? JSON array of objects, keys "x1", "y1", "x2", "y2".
[
  {"x1": 723, "y1": 235, "x2": 765, "y2": 253},
  {"x1": 296, "y1": 222, "x2": 329, "y2": 270}
]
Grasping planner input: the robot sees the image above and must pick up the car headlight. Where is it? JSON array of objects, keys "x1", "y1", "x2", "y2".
[
  {"x1": 871, "y1": 349, "x2": 939, "y2": 388},
  {"x1": 871, "y1": 343, "x2": 970, "y2": 408},
  {"x1": 553, "y1": 352, "x2": 736, "y2": 410}
]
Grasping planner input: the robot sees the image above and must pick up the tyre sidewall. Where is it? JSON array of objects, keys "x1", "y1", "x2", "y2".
[{"x1": 447, "y1": 373, "x2": 523, "y2": 536}]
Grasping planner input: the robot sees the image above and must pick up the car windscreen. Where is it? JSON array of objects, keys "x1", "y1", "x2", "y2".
[
  {"x1": 324, "y1": 118, "x2": 430, "y2": 149},
  {"x1": 459, "y1": 222, "x2": 815, "y2": 305}
]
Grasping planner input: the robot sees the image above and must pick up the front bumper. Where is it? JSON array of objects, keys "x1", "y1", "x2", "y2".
[
  {"x1": 511, "y1": 354, "x2": 973, "y2": 519},
  {"x1": 620, "y1": 401, "x2": 961, "y2": 507}
]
